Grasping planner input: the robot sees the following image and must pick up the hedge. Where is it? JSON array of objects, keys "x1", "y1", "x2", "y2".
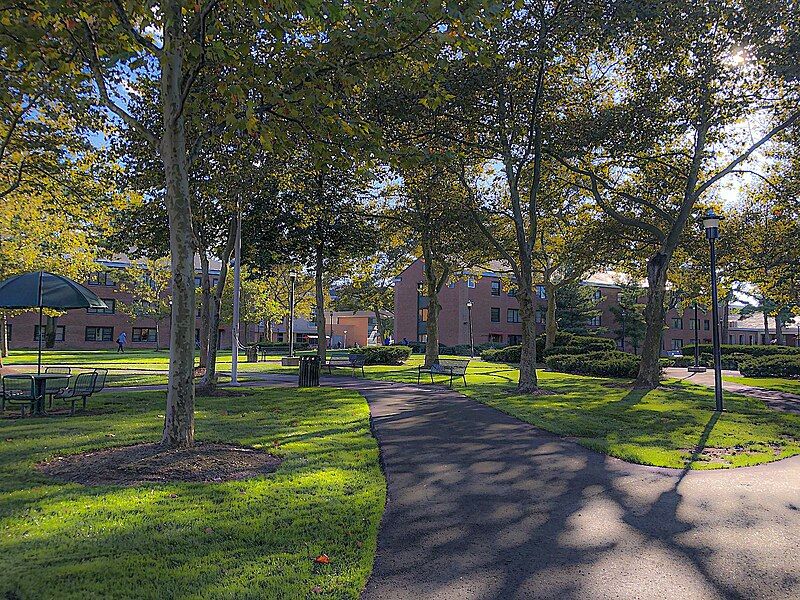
[
  {"x1": 738, "y1": 355, "x2": 800, "y2": 378},
  {"x1": 481, "y1": 345, "x2": 522, "y2": 363},
  {"x1": 545, "y1": 351, "x2": 641, "y2": 379},
  {"x1": 351, "y1": 345, "x2": 412, "y2": 365},
  {"x1": 482, "y1": 333, "x2": 617, "y2": 363},
  {"x1": 683, "y1": 344, "x2": 800, "y2": 358}
]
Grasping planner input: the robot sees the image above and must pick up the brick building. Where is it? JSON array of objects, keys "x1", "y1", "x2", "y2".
[
  {"x1": 4, "y1": 256, "x2": 259, "y2": 350},
  {"x1": 393, "y1": 259, "x2": 798, "y2": 353}
]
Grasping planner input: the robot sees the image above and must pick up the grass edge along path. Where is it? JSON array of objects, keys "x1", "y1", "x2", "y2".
[
  {"x1": 322, "y1": 357, "x2": 800, "y2": 470},
  {"x1": 0, "y1": 386, "x2": 385, "y2": 600},
  {"x1": 725, "y1": 374, "x2": 800, "y2": 396}
]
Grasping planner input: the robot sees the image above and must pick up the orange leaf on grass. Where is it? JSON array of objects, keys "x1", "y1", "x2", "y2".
[{"x1": 313, "y1": 554, "x2": 330, "y2": 564}]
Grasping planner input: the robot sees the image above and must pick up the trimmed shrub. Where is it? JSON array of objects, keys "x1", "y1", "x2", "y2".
[
  {"x1": 683, "y1": 344, "x2": 800, "y2": 358},
  {"x1": 738, "y1": 355, "x2": 800, "y2": 378},
  {"x1": 481, "y1": 345, "x2": 522, "y2": 363},
  {"x1": 351, "y1": 345, "x2": 412, "y2": 365},
  {"x1": 545, "y1": 351, "x2": 641, "y2": 379}
]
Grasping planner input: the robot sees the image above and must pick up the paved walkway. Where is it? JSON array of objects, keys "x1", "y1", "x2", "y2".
[
  {"x1": 665, "y1": 367, "x2": 800, "y2": 414},
  {"x1": 327, "y1": 378, "x2": 800, "y2": 600}
]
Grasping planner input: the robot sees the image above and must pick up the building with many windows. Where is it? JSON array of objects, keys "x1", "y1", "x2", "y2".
[
  {"x1": 4, "y1": 256, "x2": 259, "y2": 350},
  {"x1": 393, "y1": 259, "x2": 798, "y2": 352}
]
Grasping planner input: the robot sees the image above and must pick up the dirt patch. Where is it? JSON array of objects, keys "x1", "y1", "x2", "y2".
[{"x1": 38, "y1": 442, "x2": 282, "y2": 486}]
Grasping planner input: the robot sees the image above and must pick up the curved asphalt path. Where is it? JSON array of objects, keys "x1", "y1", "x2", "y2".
[
  {"x1": 325, "y1": 378, "x2": 800, "y2": 600},
  {"x1": 110, "y1": 372, "x2": 800, "y2": 598}
]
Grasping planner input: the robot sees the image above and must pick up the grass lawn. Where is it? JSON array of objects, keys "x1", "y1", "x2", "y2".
[
  {"x1": 0, "y1": 387, "x2": 385, "y2": 599},
  {"x1": 725, "y1": 374, "x2": 800, "y2": 395},
  {"x1": 325, "y1": 356, "x2": 800, "y2": 470}
]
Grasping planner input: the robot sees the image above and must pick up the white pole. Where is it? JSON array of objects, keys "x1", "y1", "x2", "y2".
[{"x1": 230, "y1": 206, "x2": 242, "y2": 385}]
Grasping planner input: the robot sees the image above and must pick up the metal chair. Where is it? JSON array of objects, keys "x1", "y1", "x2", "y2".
[
  {"x1": 2, "y1": 375, "x2": 38, "y2": 416},
  {"x1": 91, "y1": 368, "x2": 108, "y2": 395},
  {"x1": 53, "y1": 372, "x2": 96, "y2": 415},
  {"x1": 44, "y1": 367, "x2": 71, "y2": 408}
]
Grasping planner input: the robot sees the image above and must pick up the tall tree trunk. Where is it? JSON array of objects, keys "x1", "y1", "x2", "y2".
[
  {"x1": 373, "y1": 303, "x2": 386, "y2": 345},
  {"x1": 720, "y1": 293, "x2": 730, "y2": 345},
  {"x1": 198, "y1": 251, "x2": 211, "y2": 368},
  {"x1": 160, "y1": 13, "x2": 196, "y2": 447},
  {"x1": 544, "y1": 281, "x2": 557, "y2": 351},
  {"x1": 763, "y1": 310, "x2": 770, "y2": 344},
  {"x1": 517, "y1": 288, "x2": 539, "y2": 392},
  {"x1": 45, "y1": 315, "x2": 57, "y2": 349},
  {"x1": 635, "y1": 252, "x2": 669, "y2": 388},
  {"x1": 775, "y1": 315, "x2": 783, "y2": 346},
  {"x1": 423, "y1": 262, "x2": 441, "y2": 368},
  {"x1": 198, "y1": 217, "x2": 236, "y2": 391},
  {"x1": 155, "y1": 320, "x2": 161, "y2": 352},
  {"x1": 0, "y1": 312, "x2": 6, "y2": 365},
  {"x1": 315, "y1": 242, "x2": 327, "y2": 360}
]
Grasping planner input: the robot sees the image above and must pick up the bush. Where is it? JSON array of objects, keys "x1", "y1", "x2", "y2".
[
  {"x1": 545, "y1": 351, "x2": 641, "y2": 379},
  {"x1": 351, "y1": 345, "x2": 412, "y2": 365},
  {"x1": 738, "y1": 355, "x2": 800, "y2": 378},
  {"x1": 481, "y1": 345, "x2": 522, "y2": 363},
  {"x1": 683, "y1": 344, "x2": 800, "y2": 358}
]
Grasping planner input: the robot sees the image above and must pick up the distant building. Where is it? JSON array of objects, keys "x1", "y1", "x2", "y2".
[
  {"x1": 392, "y1": 258, "x2": 798, "y2": 352},
  {"x1": 270, "y1": 310, "x2": 391, "y2": 348}
]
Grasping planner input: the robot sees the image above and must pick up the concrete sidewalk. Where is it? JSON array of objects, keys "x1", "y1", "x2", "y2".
[
  {"x1": 339, "y1": 379, "x2": 800, "y2": 600},
  {"x1": 665, "y1": 367, "x2": 800, "y2": 414}
]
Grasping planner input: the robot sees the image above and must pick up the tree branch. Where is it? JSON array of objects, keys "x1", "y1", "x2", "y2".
[{"x1": 110, "y1": 0, "x2": 163, "y2": 55}]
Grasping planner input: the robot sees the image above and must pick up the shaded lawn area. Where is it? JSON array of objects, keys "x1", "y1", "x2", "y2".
[
  {"x1": 326, "y1": 357, "x2": 800, "y2": 470},
  {"x1": 0, "y1": 387, "x2": 385, "y2": 599},
  {"x1": 725, "y1": 374, "x2": 800, "y2": 396}
]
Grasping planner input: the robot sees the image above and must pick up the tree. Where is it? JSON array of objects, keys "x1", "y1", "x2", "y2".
[
  {"x1": 609, "y1": 282, "x2": 647, "y2": 354},
  {"x1": 116, "y1": 258, "x2": 172, "y2": 350},
  {"x1": 555, "y1": 283, "x2": 601, "y2": 336},
  {"x1": 449, "y1": 0, "x2": 610, "y2": 392},
  {"x1": 561, "y1": 2, "x2": 800, "y2": 387}
]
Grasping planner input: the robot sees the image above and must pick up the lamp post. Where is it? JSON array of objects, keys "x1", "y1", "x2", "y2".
[
  {"x1": 701, "y1": 210, "x2": 724, "y2": 411},
  {"x1": 288, "y1": 271, "x2": 296, "y2": 357},
  {"x1": 688, "y1": 300, "x2": 706, "y2": 373},
  {"x1": 466, "y1": 300, "x2": 474, "y2": 358},
  {"x1": 343, "y1": 329, "x2": 348, "y2": 349},
  {"x1": 416, "y1": 281, "x2": 424, "y2": 342},
  {"x1": 329, "y1": 310, "x2": 334, "y2": 349}
]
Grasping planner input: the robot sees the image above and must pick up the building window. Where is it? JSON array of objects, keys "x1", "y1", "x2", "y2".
[
  {"x1": 132, "y1": 327, "x2": 157, "y2": 343},
  {"x1": 588, "y1": 315, "x2": 601, "y2": 327},
  {"x1": 703, "y1": 320, "x2": 710, "y2": 331},
  {"x1": 508, "y1": 334, "x2": 521, "y2": 345},
  {"x1": 491, "y1": 281, "x2": 501, "y2": 296},
  {"x1": 739, "y1": 334, "x2": 744, "y2": 344},
  {"x1": 671, "y1": 338, "x2": 683, "y2": 350},
  {"x1": 689, "y1": 318, "x2": 698, "y2": 330},
  {"x1": 87, "y1": 299, "x2": 116, "y2": 314},
  {"x1": 467, "y1": 277, "x2": 476, "y2": 288},
  {"x1": 488, "y1": 333, "x2": 503, "y2": 343},
  {"x1": 85, "y1": 326, "x2": 113, "y2": 342},
  {"x1": 508, "y1": 288, "x2": 516, "y2": 297},
  {"x1": 34, "y1": 325, "x2": 65, "y2": 342},
  {"x1": 194, "y1": 276, "x2": 202, "y2": 287},
  {"x1": 748, "y1": 335, "x2": 754, "y2": 344},
  {"x1": 671, "y1": 318, "x2": 683, "y2": 330},
  {"x1": 535, "y1": 310, "x2": 545, "y2": 324},
  {"x1": 490, "y1": 307, "x2": 500, "y2": 323},
  {"x1": 592, "y1": 288, "x2": 602, "y2": 301},
  {"x1": 536, "y1": 285, "x2": 547, "y2": 299},
  {"x1": 87, "y1": 271, "x2": 114, "y2": 286},
  {"x1": 507, "y1": 308, "x2": 520, "y2": 323},
  {"x1": 448, "y1": 281, "x2": 455, "y2": 288}
]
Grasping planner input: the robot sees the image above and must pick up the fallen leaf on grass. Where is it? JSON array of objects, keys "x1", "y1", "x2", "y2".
[
  {"x1": 313, "y1": 554, "x2": 330, "y2": 564},
  {"x1": 311, "y1": 585, "x2": 323, "y2": 594},
  {"x1": 204, "y1": 527, "x2": 214, "y2": 534}
]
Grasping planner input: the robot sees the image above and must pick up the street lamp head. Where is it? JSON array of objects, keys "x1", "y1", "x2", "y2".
[
  {"x1": 289, "y1": 271, "x2": 297, "y2": 280},
  {"x1": 466, "y1": 300, "x2": 473, "y2": 308},
  {"x1": 417, "y1": 281, "x2": 424, "y2": 293},
  {"x1": 700, "y1": 209, "x2": 724, "y2": 240}
]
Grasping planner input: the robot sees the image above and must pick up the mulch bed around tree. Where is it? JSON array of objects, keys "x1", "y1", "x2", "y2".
[{"x1": 37, "y1": 442, "x2": 282, "y2": 486}]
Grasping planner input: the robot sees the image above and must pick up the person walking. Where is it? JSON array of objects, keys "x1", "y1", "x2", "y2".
[{"x1": 116, "y1": 331, "x2": 127, "y2": 353}]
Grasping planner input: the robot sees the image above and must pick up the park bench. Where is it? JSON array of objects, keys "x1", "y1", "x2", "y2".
[
  {"x1": 52, "y1": 368, "x2": 107, "y2": 415},
  {"x1": 418, "y1": 358, "x2": 470, "y2": 388},
  {"x1": 324, "y1": 353, "x2": 367, "y2": 377}
]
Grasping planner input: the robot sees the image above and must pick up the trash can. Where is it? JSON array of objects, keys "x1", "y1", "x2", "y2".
[{"x1": 298, "y1": 355, "x2": 320, "y2": 387}]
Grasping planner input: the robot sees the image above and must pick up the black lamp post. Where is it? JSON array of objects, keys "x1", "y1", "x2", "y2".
[
  {"x1": 416, "y1": 281, "x2": 424, "y2": 342},
  {"x1": 701, "y1": 210, "x2": 724, "y2": 411},
  {"x1": 466, "y1": 300, "x2": 474, "y2": 358},
  {"x1": 288, "y1": 271, "x2": 296, "y2": 357},
  {"x1": 329, "y1": 310, "x2": 334, "y2": 349}
]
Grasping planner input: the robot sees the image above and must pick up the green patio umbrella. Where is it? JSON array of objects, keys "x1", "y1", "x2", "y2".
[{"x1": 0, "y1": 271, "x2": 108, "y2": 373}]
